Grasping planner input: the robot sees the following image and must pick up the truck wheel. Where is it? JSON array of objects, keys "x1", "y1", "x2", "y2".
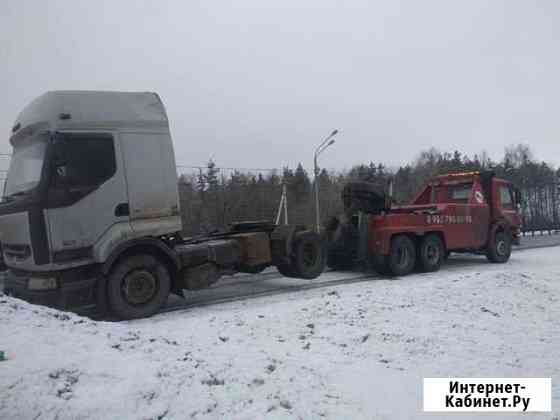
[
  {"x1": 292, "y1": 231, "x2": 325, "y2": 279},
  {"x1": 107, "y1": 254, "x2": 171, "y2": 320},
  {"x1": 418, "y1": 234, "x2": 444, "y2": 272},
  {"x1": 486, "y1": 230, "x2": 512, "y2": 263},
  {"x1": 371, "y1": 253, "x2": 390, "y2": 275},
  {"x1": 387, "y1": 235, "x2": 416, "y2": 277},
  {"x1": 276, "y1": 264, "x2": 297, "y2": 278}
]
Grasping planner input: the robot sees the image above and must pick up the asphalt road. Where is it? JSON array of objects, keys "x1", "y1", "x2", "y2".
[
  {"x1": 160, "y1": 232, "x2": 560, "y2": 315},
  {"x1": 517, "y1": 232, "x2": 560, "y2": 250},
  {"x1": 2, "y1": 233, "x2": 560, "y2": 312}
]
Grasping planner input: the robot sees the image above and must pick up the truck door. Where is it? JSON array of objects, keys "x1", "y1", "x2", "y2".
[
  {"x1": 469, "y1": 181, "x2": 490, "y2": 248},
  {"x1": 442, "y1": 183, "x2": 473, "y2": 249},
  {"x1": 45, "y1": 132, "x2": 131, "y2": 263},
  {"x1": 496, "y1": 183, "x2": 518, "y2": 226}
]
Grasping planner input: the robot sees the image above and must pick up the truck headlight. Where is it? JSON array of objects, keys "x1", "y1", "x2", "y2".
[{"x1": 28, "y1": 277, "x2": 58, "y2": 290}]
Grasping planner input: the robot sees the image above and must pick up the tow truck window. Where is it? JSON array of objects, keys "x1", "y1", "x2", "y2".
[
  {"x1": 447, "y1": 183, "x2": 472, "y2": 203},
  {"x1": 500, "y1": 186, "x2": 514, "y2": 210},
  {"x1": 54, "y1": 133, "x2": 116, "y2": 191}
]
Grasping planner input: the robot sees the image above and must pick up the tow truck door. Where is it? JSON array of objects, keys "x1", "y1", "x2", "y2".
[
  {"x1": 494, "y1": 181, "x2": 519, "y2": 227},
  {"x1": 440, "y1": 182, "x2": 477, "y2": 249},
  {"x1": 469, "y1": 181, "x2": 490, "y2": 248}
]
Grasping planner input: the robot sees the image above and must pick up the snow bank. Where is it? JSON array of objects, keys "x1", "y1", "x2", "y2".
[{"x1": 1, "y1": 248, "x2": 559, "y2": 419}]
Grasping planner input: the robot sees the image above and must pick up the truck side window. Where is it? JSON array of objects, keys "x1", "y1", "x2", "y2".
[
  {"x1": 56, "y1": 133, "x2": 116, "y2": 190},
  {"x1": 447, "y1": 183, "x2": 472, "y2": 203},
  {"x1": 499, "y1": 186, "x2": 514, "y2": 210}
]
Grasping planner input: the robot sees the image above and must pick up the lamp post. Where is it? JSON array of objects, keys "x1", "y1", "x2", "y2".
[{"x1": 314, "y1": 129, "x2": 338, "y2": 233}]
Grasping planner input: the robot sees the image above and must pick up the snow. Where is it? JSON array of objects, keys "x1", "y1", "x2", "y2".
[{"x1": 1, "y1": 247, "x2": 559, "y2": 419}]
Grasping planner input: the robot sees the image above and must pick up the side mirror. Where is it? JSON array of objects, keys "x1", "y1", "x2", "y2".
[
  {"x1": 50, "y1": 135, "x2": 69, "y2": 188},
  {"x1": 56, "y1": 165, "x2": 68, "y2": 178}
]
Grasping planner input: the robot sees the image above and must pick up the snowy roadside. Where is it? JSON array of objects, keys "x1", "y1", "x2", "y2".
[{"x1": 1, "y1": 247, "x2": 559, "y2": 419}]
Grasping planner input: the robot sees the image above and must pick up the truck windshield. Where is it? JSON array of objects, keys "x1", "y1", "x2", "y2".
[{"x1": 4, "y1": 134, "x2": 48, "y2": 197}]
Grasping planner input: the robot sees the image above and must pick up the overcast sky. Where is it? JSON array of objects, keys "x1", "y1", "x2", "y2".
[{"x1": 1, "y1": 0, "x2": 559, "y2": 174}]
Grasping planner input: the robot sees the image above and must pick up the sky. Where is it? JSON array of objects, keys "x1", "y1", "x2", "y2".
[{"x1": 1, "y1": 0, "x2": 559, "y2": 174}]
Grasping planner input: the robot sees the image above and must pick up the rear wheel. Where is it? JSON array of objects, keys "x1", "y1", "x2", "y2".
[
  {"x1": 387, "y1": 235, "x2": 416, "y2": 276},
  {"x1": 276, "y1": 264, "x2": 297, "y2": 278},
  {"x1": 107, "y1": 254, "x2": 171, "y2": 320},
  {"x1": 292, "y1": 231, "x2": 325, "y2": 279},
  {"x1": 418, "y1": 234, "x2": 444, "y2": 272},
  {"x1": 486, "y1": 230, "x2": 512, "y2": 263},
  {"x1": 276, "y1": 231, "x2": 325, "y2": 279},
  {"x1": 371, "y1": 253, "x2": 390, "y2": 275}
]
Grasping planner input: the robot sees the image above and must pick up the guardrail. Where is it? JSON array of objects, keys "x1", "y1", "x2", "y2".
[{"x1": 521, "y1": 226, "x2": 560, "y2": 236}]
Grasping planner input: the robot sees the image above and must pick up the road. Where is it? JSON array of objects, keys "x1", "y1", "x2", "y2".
[
  {"x1": 2, "y1": 233, "x2": 560, "y2": 312},
  {"x1": 517, "y1": 231, "x2": 560, "y2": 249},
  {"x1": 160, "y1": 233, "x2": 560, "y2": 315}
]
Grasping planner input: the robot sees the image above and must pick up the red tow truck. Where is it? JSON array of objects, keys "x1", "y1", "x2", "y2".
[{"x1": 326, "y1": 171, "x2": 522, "y2": 275}]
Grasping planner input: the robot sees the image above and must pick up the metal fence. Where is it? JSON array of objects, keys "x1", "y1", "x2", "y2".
[
  {"x1": 519, "y1": 182, "x2": 560, "y2": 235},
  {"x1": 175, "y1": 166, "x2": 344, "y2": 236}
]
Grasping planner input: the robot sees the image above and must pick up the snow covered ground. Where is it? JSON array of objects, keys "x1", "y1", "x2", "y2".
[{"x1": 1, "y1": 247, "x2": 559, "y2": 419}]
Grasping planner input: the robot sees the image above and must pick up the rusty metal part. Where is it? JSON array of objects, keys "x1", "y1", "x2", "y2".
[
  {"x1": 230, "y1": 232, "x2": 272, "y2": 267},
  {"x1": 175, "y1": 240, "x2": 241, "y2": 268},
  {"x1": 181, "y1": 262, "x2": 220, "y2": 290}
]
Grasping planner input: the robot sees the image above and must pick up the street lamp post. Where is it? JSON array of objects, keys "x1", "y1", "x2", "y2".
[{"x1": 314, "y1": 129, "x2": 338, "y2": 233}]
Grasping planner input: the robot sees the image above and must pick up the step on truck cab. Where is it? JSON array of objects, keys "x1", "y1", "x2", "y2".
[
  {"x1": 0, "y1": 91, "x2": 325, "y2": 319},
  {"x1": 327, "y1": 171, "x2": 522, "y2": 276}
]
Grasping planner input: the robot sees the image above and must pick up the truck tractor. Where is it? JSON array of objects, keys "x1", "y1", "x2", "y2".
[
  {"x1": 326, "y1": 171, "x2": 522, "y2": 275},
  {"x1": 0, "y1": 91, "x2": 325, "y2": 319}
]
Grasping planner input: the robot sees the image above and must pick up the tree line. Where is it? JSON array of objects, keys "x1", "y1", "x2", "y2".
[{"x1": 178, "y1": 144, "x2": 560, "y2": 235}]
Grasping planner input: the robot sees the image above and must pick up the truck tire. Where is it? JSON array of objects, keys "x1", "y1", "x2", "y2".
[
  {"x1": 292, "y1": 231, "x2": 326, "y2": 279},
  {"x1": 387, "y1": 235, "x2": 416, "y2": 277},
  {"x1": 371, "y1": 253, "x2": 390, "y2": 275},
  {"x1": 486, "y1": 230, "x2": 512, "y2": 263},
  {"x1": 342, "y1": 181, "x2": 388, "y2": 214},
  {"x1": 107, "y1": 254, "x2": 171, "y2": 320},
  {"x1": 418, "y1": 234, "x2": 444, "y2": 272},
  {"x1": 276, "y1": 264, "x2": 297, "y2": 278}
]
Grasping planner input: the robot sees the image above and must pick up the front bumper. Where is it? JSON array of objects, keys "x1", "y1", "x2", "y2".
[{"x1": 3, "y1": 268, "x2": 98, "y2": 312}]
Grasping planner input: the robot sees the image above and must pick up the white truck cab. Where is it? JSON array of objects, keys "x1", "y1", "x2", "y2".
[{"x1": 1, "y1": 91, "x2": 324, "y2": 319}]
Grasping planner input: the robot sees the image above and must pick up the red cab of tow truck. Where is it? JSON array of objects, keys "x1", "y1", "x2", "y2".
[{"x1": 327, "y1": 171, "x2": 522, "y2": 276}]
